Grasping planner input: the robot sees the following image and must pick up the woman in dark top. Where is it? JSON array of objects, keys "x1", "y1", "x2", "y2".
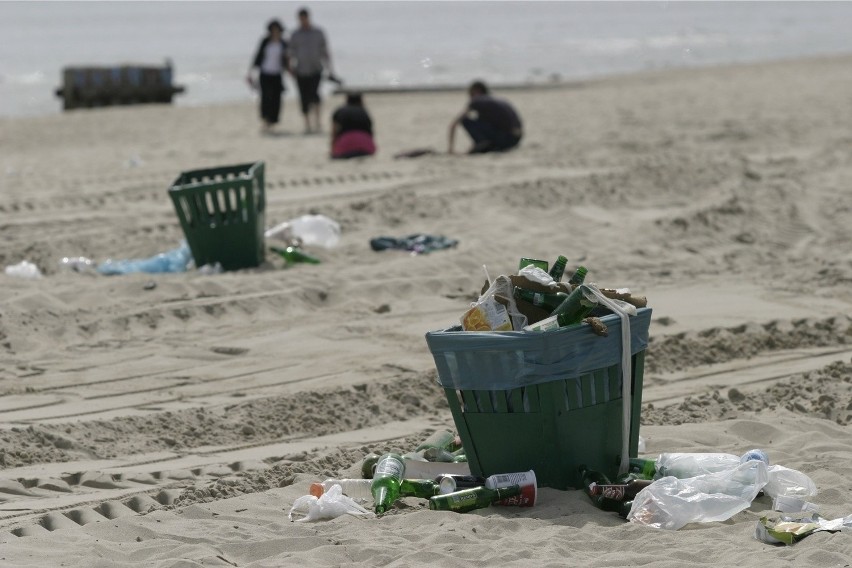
[
  {"x1": 247, "y1": 19, "x2": 289, "y2": 132},
  {"x1": 330, "y1": 92, "x2": 376, "y2": 159}
]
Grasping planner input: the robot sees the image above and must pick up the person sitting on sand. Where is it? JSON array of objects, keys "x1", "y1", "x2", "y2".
[
  {"x1": 448, "y1": 80, "x2": 523, "y2": 154},
  {"x1": 330, "y1": 92, "x2": 376, "y2": 159}
]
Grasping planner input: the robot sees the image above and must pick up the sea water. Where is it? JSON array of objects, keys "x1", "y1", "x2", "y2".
[{"x1": 1, "y1": 1, "x2": 851, "y2": 118}]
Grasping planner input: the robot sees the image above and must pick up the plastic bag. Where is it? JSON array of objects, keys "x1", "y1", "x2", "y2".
[
  {"x1": 5, "y1": 261, "x2": 42, "y2": 279},
  {"x1": 288, "y1": 483, "x2": 374, "y2": 522},
  {"x1": 461, "y1": 275, "x2": 527, "y2": 331},
  {"x1": 628, "y1": 460, "x2": 769, "y2": 530},
  {"x1": 764, "y1": 464, "x2": 817, "y2": 499},
  {"x1": 266, "y1": 214, "x2": 341, "y2": 248},
  {"x1": 59, "y1": 256, "x2": 95, "y2": 273},
  {"x1": 97, "y1": 242, "x2": 192, "y2": 275},
  {"x1": 654, "y1": 452, "x2": 744, "y2": 479}
]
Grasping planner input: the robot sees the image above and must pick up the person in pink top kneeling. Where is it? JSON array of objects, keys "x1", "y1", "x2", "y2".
[{"x1": 331, "y1": 93, "x2": 376, "y2": 159}]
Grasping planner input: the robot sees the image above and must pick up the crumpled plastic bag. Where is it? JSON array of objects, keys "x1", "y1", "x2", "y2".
[
  {"x1": 764, "y1": 464, "x2": 817, "y2": 499},
  {"x1": 266, "y1": 214, "x2": 341, "y2": 249},
  {"x1": 628, "y1": 460, "x2": 769, "y2": 530},
  {"x1": 5, "y1": 260, "x2": 42, "y2": 279},
  {"x1": 288, "y1": 483, "x2": 374, "y2": 522}
]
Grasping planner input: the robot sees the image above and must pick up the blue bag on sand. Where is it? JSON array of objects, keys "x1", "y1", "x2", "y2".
[{"x1": 97, "y1": 242, "x2": 193, "y2": 275}]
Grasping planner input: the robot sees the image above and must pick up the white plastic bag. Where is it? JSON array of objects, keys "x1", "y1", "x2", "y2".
[
  {"x1": 288, "y1": 483, "x2": 374, "y2": 522},
  {"x1": 654, "y1": 452, "x2": 743, "y2": 479},
  {"x1": 266, "y1": 214, "x2": 341, "y2": 248},
  {"x1": 5, "y1": 261, "x2": 42, "y2": 279},
  {"x1": 765, "y1": 465, "x2": 817, "y2": 499},
  {"x1": 628, "y1": 460, "x2": 769, "y2": 530}
]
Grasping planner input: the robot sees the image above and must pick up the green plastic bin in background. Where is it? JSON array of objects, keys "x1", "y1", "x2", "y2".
[
  {"x1": 168, "y1": 161, "x2": 265, "y2": 271},
  {"x1": 425, "y1": 308, "x2": 652, "y2": 490}
]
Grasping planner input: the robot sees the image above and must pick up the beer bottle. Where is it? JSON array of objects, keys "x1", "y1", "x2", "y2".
[
  {"x1": 588, "y1": 479, "x2": 653, "y2": 501},
  {"x1": 415, "y1": 429, "x2": 456, "y2": 453},
  {"x1": 271, "y1": 245, "x2": 321, "y2": 265},
  {"x1": 514, "y1": 289, "x2": 569, "y2": 312},
  {"x1": 400, "y1": 479, "x2": 442, "y2": 499},
  {"x1": 371, "y1": 452, "x2": 406, "y2": 514},
  {"x1": 423, "y1": 447, "x2": 456, "y2": 463},
  {"x1": 579, "y1": 466, "x2": 611, "y2": 496},
  {"x1": 434, "y1": 474, "x2": 486, "y2": 494},
  {"x1": 618, "y1": 500, "x2": 634, "y2": 519},
  {"x1": 519, "y1": 258, "x2": 548, "y2": 272},
  {"x1": 568, "y1": 266, "x2": 588, "y2": 286},
  {"x1": 428, "y1": 485, "x2": 522, "y2": 513},
  {"x1": 550, "y1": 285, "x2": 596, "y2": 328},
  {"x1": 549, "y1": 255, "x2": 568, "y2": 282},
  {"x1": 361, "y1": 453, "x2": 380, "y2": 479},
  {"x1": 311, "y1": 478, "x2": 441, "y2": 500},
  {"x1": 627, "y1": 457, "x2": 657, "y2": 480}
]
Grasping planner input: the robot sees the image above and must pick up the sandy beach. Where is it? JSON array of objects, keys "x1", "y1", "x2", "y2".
[{"x1": 1, "y1": 54, "x2": 851, "y2": 567}]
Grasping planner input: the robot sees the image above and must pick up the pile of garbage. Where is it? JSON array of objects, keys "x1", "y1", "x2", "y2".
[
  {"x1": 290, "y1": 429, "x2": 536, "y2": 522},
  {"x1": 460, "y1": 255, "x2": 646, "y2": 334}
]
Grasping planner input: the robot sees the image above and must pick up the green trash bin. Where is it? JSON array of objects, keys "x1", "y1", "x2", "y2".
[
  {"x1": 425, "y1": 307, "x2": 652, "y2": 490},
  {"x1": 168, "y1": 161, "x2": 265, "y2": 271}
]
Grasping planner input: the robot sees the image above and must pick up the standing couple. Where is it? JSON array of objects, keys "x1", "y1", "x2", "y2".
[{"x1": 247, "y1": 7, "x2": 335, "y2": 135}]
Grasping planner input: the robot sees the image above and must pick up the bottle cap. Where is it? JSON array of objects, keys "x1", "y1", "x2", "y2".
[{"x1": 309, "y1": 483, "x2": 324, "y2": 498}]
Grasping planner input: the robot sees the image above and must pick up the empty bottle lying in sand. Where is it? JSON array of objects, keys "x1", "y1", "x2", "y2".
[
  {"x1": 271, "y1": 245, "x2": 321, "y2": 266},
  {"x1": 429, "y1": 485, "x2": 522, "y2": 513},
  {"x1": 579, "y1": 467, "x2": 634, "y2": 518},
  {"x1": 414, "y1": 429, "x2": 459, "y2": 453},
  {"x1": 311, "y1": 478, "x2": 442, "y2": 502}
]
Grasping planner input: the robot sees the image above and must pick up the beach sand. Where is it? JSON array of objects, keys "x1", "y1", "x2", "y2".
[{"x1": 1, "y1": 55, "x2": 851, "y2": 566}]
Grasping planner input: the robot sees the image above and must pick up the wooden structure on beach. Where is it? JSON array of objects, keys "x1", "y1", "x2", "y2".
[{"x1": 55, "y1": 62, "x2": 185, "y2": 110}]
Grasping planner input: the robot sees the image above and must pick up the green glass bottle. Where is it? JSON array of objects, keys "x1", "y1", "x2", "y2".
[
  {"x1": 519, "y1": 258, "x2": 548, "y2": 271},
  {"x1": 568, "y1": 266, "x2": 588, "y2": 286},
  {"x1": 422, "y1": 447, "x2": 456, "y2": 463},
  {"x1": 549, "y1": 255, "x2": 568, "y2": 282},
  {"x1": 514, "y1": 288, "x2": 569, "y2": 311},
  {"x1": 371, "y1": 452, "x2": 406, "y2": 514},
  {"x1": 618, "y1": 500, "x2": 634, "y2": 519},
  {"x1": 550, "y1": 285, "x2": 596, "y2": 328},
  {"x1": 361, "y1": 453, "x2": 380, "y2": 479},
  {"x1": 627, "y1": 458, "x2": 657, "y2": 480},
  {"x1": 271, "y1": 245, "x2": 321, "y2": 265},
  {"x1": 415, "y1": 429, "x2": 456, "y2": 453},
  {"x1": 399, "y1": 479, "x2": 441, "y2": 499},
  {"x1": 428, "y1": 485, "x2": 522, "y2": 513}
]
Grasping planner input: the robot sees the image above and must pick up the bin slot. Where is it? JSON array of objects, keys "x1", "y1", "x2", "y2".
[
  {"x1": 492, "y1": 390, "x2": 509, "y2": 413},
  {"x1": 460, "y1": 390, "x2": 479, "y2": 413},
  {"x1": 508, "y1": 388, "x2": 524, "y2": 413},
  {"x1": 607, "y1": 365, "x2": 621, "y2": 401},
  {"x1": 523, "y1": 385, "x2": 540, "y2": 413},
  {"x1": 580, "y1": 373, "x2": 595, "y2": 406},
  {"x1": 563, "y1": 377, "x2": 582, "y2": 411},
  {"x1": 593, "y1": 368, "x2": 609, "y2": 404},
  {"x1": 473, "y1": 390, "x2": 494, "y2": 413}
]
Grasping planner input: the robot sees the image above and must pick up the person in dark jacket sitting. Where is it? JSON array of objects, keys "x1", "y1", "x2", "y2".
[
  {"x1": 330, "y1": 92, "x2": 376, "y2": 159},
  {"x1": 448, "y1": 80, "x2": 523, "y2": 154},
  {"x1": 247, "y1": 19, "x2": 289, "y2": 132}
]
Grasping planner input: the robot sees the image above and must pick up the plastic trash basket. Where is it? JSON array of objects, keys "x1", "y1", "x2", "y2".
[
  {"x1": 425, "y1": 308, "x2": 652, "y2": 490},
  {"x1": 168, "y1": 162, "x2": 266, "y2": 271}
]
